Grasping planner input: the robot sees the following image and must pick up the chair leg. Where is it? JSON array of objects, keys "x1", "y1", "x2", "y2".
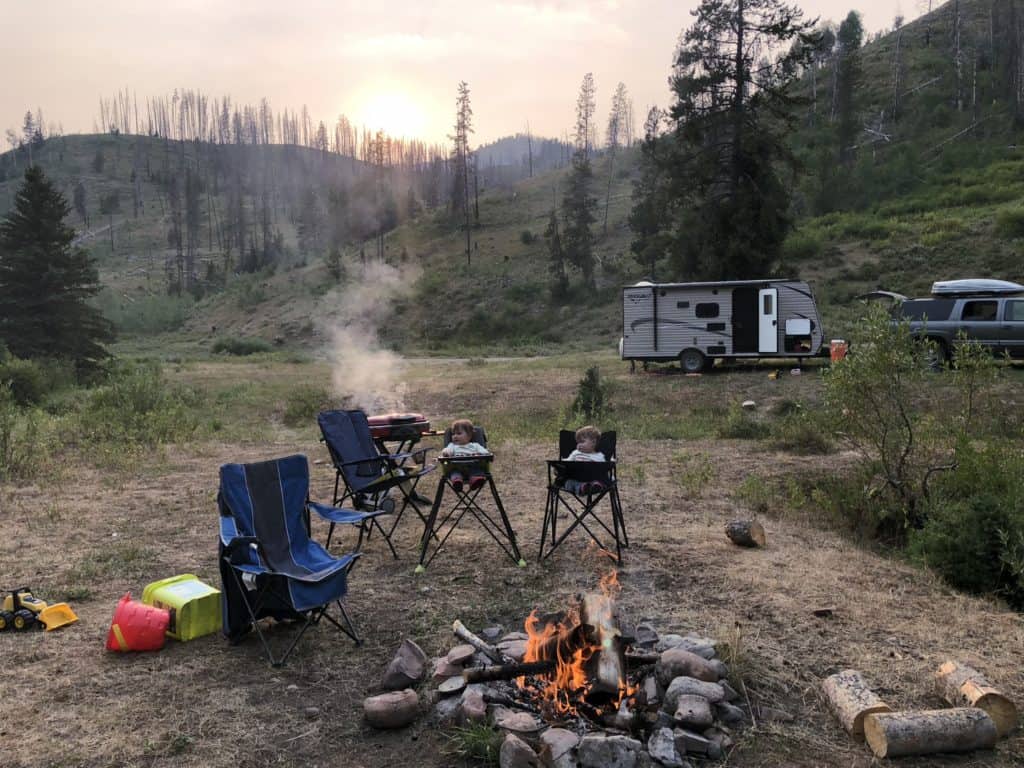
[
  {"x1": 488, "y1": 476, "x2": 525, "y2": 566},
  {"x1": 417, "y1": 477, "x2": 447, "y2": 570}
]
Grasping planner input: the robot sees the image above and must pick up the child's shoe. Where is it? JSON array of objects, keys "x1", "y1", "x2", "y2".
[
  {"x1": 469, "y1": 475, "x2": 486, "y2": 491},
  {"x1": 450, "y1": 474, "x2": 464, "y2": 492},
  {"x1": 588, "y1": 481, "x2": 606, "y2": 493}
]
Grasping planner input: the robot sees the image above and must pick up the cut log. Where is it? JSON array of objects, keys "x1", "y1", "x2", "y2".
[
  {"x1": 579, "y1": 591, "x2": 627, "y2": 701},
  {"x1": 821, "y1": 669, "x2": 891, "y2": 737},
  {"x1": 453, "y1": 619, "x2": 507, "y2": 664},
  {"x1": 934, "y1": 660, "x2": 1018, "y2": 738},
  {"x1": 463, "y1": 660, "x2": 556, "y2": 683},
  {"x1": 863, "y1": 709, "x2": 997, "y2": 758},
  {"x1": 725, "y1": 520, "x2": 766, "y2": 548}
]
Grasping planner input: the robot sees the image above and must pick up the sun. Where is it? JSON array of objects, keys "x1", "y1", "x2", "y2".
[{"x1": 356, "y1": 89, "x2": 428, "y2": 139}]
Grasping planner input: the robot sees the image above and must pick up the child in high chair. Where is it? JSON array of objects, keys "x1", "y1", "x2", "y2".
[
  {"x1": 563, "y1": 425, "x2": 607, "y2": 495},
  {"x1": 440, "y1": 418, "x2": 489, "y2": 492}
]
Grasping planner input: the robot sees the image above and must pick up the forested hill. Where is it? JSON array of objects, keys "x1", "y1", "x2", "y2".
[{"x1": 2, "y1": 0, "x2": 1024, "y2": 356}]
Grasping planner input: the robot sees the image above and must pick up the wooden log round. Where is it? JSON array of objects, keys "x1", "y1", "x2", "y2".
[
  {"x1": 934, "y1": 660, "x2": 1018, "y2": 738},
  {"x1": 863, "y1": 709, "x2": 997, "y2": 758},
  {"x1": 725, "y1": 520, "x2": 766, "y2": 548},
  {"x1": 363, "y1": 689, "x2": 420, "y2": 729},
  {"x1": 821, "y1": 669, "x2": 891, "y2": 737}
]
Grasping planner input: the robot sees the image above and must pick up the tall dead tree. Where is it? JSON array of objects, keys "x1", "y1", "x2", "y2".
[
  {"x1": 603, "y1": 83, "x2": 629, "y2": 235},
  {"x1": 450, "y1": 81, "x2": 474, "y2": 266}
]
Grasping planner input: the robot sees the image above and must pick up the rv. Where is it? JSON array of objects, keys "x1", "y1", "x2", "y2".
[{"x1": 620, "y1": 279, "x2": 826, "y2": 373}]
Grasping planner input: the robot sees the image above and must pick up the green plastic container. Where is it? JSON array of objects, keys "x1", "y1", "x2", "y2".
[{"x1": 141, "y1": 574, "x2": 221, "y2": 641}]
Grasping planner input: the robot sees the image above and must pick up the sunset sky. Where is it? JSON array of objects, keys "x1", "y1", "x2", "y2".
[{"x1": 2, "y1": 0, "x2": 917, "y2": 148}]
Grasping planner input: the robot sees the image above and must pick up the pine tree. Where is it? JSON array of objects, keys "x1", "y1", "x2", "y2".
[
  {"x1": 836, "y1": 11, "x2": 864, "y2": 164},
  {"x1": 0, "y1": 166, "x2": 113, "y2": 374},
  {"x1": 544, "y1": 209, "x2": 568, "y2": 298},
  {"x1": 562, "y1": 73, "x2": 598, "y2": 288},
  {"x1": 630, "y1": 0, "x2": 815, "y2": 280}
]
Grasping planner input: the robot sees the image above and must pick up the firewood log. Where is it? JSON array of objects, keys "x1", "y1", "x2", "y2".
[
  {"x1": 580, "y1": 592, "x2": 627, "y2": 700},
  {"x1": 863, "y1": 709, "x2": 997, "y2": 758},
  {"x1": 934, "y1": 660, "x2": 1018, "y2": 738},
  {"x1": 725, "y1": 520, "x2": 766, "y2": 548},
  {"x1": 821, "y1": 669, "x2": 891, "y2": 737}
]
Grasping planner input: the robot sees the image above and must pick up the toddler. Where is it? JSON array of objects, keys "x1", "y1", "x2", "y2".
[
  {"x1": 440, "y1": 418, "x2": 490, "y2": 492},
  {"x1": 562, "y1": 425, "x2": 607, "y2": 495}
]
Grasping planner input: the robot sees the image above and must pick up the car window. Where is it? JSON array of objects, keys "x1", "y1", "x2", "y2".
[
  {"x1": 896, "y1": 299, "x2": 955, "y2": 321},
  {"x1": 1006, "y1": 300, "x2": 1024, "y2": 322},
  {"x1": 961, "y1": 300, "x2": 998, "y2": 321}
]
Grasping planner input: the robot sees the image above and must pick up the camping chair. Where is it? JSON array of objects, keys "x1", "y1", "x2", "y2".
[
  {"x1": 217, "y1": 454, "x2": 362, "y2": 667},
  {"x1": 540, "y1": 430, "x2": 627, "y2": 562},
  {"x1": 318, "y1": 409, "x2": 437, "y2": 558},
  {"x1": 417, "y1": 424, "x2": 525, "y2": 571}
]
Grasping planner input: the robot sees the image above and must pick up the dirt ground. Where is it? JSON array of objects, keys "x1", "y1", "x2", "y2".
[{"x1": 2, "y1": 358, "x2": 1022, "y2": 768}]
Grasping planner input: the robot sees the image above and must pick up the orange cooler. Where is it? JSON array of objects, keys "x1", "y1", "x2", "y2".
[{"x1": 830, "y1": 339, "x2": 848, "y2": 362}]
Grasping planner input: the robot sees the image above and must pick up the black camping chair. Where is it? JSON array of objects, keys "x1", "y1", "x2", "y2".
[
  {"x1": 317, "y1": 409, "x2": 437, "y2": 559},
  {"x1": 218, "y1": 455, "x2": 362, "y2": 667},
  {"x1": 417, "y1": 424, "x2": 525, "y2": 571},
  {"x1": 540, "y1": 430, "x2": 627, "y2": 562}
]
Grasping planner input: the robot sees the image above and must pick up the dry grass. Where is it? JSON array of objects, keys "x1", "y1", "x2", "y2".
[{"x1": 1, "y1": 355, "x2": 1022, "y2": 767}]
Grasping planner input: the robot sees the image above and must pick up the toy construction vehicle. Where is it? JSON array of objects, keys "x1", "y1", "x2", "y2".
[{"x1": 0, "y1": 588, "x2": 78, "y2": 631}]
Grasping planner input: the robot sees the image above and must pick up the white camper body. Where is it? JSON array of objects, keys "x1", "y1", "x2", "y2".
[{"x1": 620, "y1": 279, "x2": 825, "y2": 372}]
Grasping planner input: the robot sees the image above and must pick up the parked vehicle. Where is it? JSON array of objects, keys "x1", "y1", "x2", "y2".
[
  {"x1": 620, "y1": 279, "x2": 826, "y2": 373},
  {"x1": 863, "y1": 279, "x2": 1024, "y2": 362}
]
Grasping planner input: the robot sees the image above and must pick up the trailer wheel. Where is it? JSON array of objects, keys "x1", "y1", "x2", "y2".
[{"x1": 679, "y1": 349, "x2": 706, "y2": 373}]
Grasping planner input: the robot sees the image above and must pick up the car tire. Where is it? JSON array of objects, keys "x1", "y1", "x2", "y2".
[{"x1": 680, "y1": 349, "x2": 706, "y2": 374}]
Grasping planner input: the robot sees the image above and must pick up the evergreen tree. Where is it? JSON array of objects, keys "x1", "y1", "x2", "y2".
[
  {"x1": 562, "y1": 73, "x2": 598, "y2": 288},
  {"x1": 544, "y1": 209, "x2": 568, "y2": 298},
  {"x1": 836, "y1": 11, "x2": 864, "y2": 164},
  {"x1": 628, "y1": 108, "x2": 670, "y2": 279},
  {"x1": 0, "y1": 166, "x2": 113, "y2": 374},
  {"x1": 630, "y1": 0, "x2": 815, "y2": 280}
]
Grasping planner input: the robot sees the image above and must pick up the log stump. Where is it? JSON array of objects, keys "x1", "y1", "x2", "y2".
[
  {"x1": 934, "y1": 660, "x2": 1018, "y2": 738},
  {"x1": 821, "y1": 669, "x2": 891, "y2": 737},
  {"x1": 863, "y1": 708, "x2": 997, "y2": 758},
  {"x1": 725, "y1": 520, "x2": 766, "y2": 548}
]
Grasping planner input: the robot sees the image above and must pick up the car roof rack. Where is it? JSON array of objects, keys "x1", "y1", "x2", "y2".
[{"x1": 930, "y1": 279, "x2": 1024, "y2": 297}]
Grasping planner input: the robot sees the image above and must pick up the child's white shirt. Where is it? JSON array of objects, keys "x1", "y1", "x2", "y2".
[
  {"x1": 441, "y1": 441, "x2": 489, "y2": 457},
  {"x1": 565, "y1": 449, "x2": 606, "y2": 462}
]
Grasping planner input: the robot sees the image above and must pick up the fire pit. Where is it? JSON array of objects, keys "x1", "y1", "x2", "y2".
[{"x1": 429, "y1": 574, "x2": 747, "y2": 766}]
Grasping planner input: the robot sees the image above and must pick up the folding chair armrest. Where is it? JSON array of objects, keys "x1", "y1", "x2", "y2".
[
  {"x1": 386, "y1": 446, "x2": 434, "y2": 462},
  {"x1": 439, "y1": 453, "x2": 494, "y2": 463},
  {"x1": 307, "y1": 500, "x2": 389, "y2": 524},
  {"x1": 336, "y1": 454, "x2": 388, "y2": 469},
  {"x1": 223, "y1": 536, "x2": 267, "y2": 565}
]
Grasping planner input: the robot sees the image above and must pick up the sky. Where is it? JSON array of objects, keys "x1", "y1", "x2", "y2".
[{"x1": 1, "y1": 0, "x2": 917, "y2": 148}]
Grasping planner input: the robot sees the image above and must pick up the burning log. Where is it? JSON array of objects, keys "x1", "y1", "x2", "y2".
[
  {"x1": 934, "y1": 660, "x2": 1018, "y2": 738},
  {"x1": 463, "y1": 660, "x2": 557, "y2": 683},
  {"x1": 579, "y1": 591, "x2": 628, "y2": 703},
  {"x1": 453, "y1": 619, "x2": 507, "y2": 664}
]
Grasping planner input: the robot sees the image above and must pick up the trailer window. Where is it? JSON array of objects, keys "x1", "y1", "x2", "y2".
[
  {"x1": 695, "y1": 303, "x2": 719, "y2": 318},
  {"x1": 762, "y1": 294, "x2": 773, "y2": 315}
]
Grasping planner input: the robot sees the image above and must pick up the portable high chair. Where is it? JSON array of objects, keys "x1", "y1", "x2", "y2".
[
  {"x1": 540, "y1": 430, "x2": 627, "y2": 562},
  {"x1": 218, "y1": 455, "x2": 362, "y2": 667},
  {"x1": 416, "y1": 424, "x2": 525, "y2": 571}
]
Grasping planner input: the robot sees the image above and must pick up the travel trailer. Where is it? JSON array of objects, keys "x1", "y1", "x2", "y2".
[{"x1": 620, "y1": 279, "x2": 826, "y2": 372}]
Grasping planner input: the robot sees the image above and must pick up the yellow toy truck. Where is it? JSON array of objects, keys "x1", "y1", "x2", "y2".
[{"x1": 0, "y1": 588, "x2": 78, "y2": 631}]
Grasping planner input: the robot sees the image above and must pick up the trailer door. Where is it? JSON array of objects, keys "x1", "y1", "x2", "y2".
[{"x1": 758, "y1": 288, "x2": 778, "y2": 353}]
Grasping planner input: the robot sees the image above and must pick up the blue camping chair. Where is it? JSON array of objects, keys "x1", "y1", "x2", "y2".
[
  {"x1": 218, "y1": 455, "x2": 363, "y2": 667},
  {"x1": 418, "y1": 424, "x2": 525, "y2": 571},
  {"x1": 540, "y1": 430, "x2": 628, "y2": 562},
  {"x1": 318, "y1": 409, "x2": 437, "y2": 558}
]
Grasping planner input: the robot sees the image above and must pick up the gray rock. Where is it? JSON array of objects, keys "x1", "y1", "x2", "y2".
[
  {"x1": 635, "y1": 622, "x2": 659, "y2": 648},
  {"x1": 447, "y1": 643, "x2": 476, "y2": 665},
  {"x1": 715, "y1": 701, "x2": 746, "y2": 726},
  {"x1": 647, "y1": 727, "x2": 685, "y2": 767},
  {"x1": 708, "y1": 659, "x2": 729, "y2": 680},
  {"x1": 431, "y1": 695, "x2": 461, "y2": 724},
  {"x1": 540, "y1": 728, "x2": 579, "y2": 768},
  {"x1": 459, "y1": 686, "x2": 487, "y2": 723},
  {"x1": 656, "y1": 635, "x2": 716, "y2": 660},
  {"x1": 663, "y1": 677, "x2": 725, "y2": 712},
  {"x1": 657, "y1": 648, "x2": 719, "y2": 685},
  {"x1": 759, "y1": 706, "x2": 794, "y2": 723},
  {"x1": 498, "y1": 639, "x2": 528, "y2": 662},
  {"x1": 501, "y1": 631, "x2": 529, "y2": 642},
  {"x1": 673, "y1": 694, "x2": 714, "y2": 729},
  {"x1": 720, "y1": 680, "x2": 740, "y2": 702},
  {"x1": 493, "y1": 706, "x2": 543, "y2": 734},
  {"x1": 500, "y1": 733, "x2": 540, "y2": 768},
  {"x1": 703, "y1": 727, "x2": 733, "y2": 759},
  {"x1": 578, "y1": 734, "x2": 643, "y2": 768},
  {"x1": 432, "y1": 655, "x2": 464, "y2": 682},
  {"x1": 381, "y1": 638, "x2": 428, "y2": 690},
  {"x1": 363, "y1": 689, "x2": 419, "y2": 729},
  {"x1": 481, "y1": 626, "x2": 504, "y2": 641},
  {"x1": 672, "y1": 728, "x2": 710, "y2": 756},
  {"x1": 642, "y1": 676, "x2": 661, "y2": 707}
]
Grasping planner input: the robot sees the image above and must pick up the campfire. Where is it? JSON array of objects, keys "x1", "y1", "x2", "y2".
[{"x1": 517, "y1": 571, "x2": 638, "y2": 721}]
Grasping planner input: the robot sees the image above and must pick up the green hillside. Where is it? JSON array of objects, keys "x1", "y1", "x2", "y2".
[{"x1": 3, "y1": 0, "x2": 1024, "y2": 358}]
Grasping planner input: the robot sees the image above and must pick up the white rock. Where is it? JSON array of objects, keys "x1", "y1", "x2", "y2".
[
  {"x1": 540, "y1": 728, "x2": 579, "y2": 768},
  {"x1": 578, "y1": 734, "x2": 643, "y2": 768},
  {"x1": 500, "y1": 733, "x2": 540, "y2": 768},
  {"x1": 663, "y1": 677, "x2": 726, "y2": 712},
  {"x1": 647, "y1": 727, "x2": 685, "y2": 767},
  {"x1": 741, "y1": 400, "x2": 756, "y2": 410}
]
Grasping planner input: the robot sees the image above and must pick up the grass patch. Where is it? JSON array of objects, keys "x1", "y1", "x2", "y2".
[{"x1": 211, "y1": 336, "x2": 273, "y2": 356}]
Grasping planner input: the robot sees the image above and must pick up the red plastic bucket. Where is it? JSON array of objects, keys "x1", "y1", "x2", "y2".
[
  {"x1": 106, "y1": 592, "x2": 170, "y2": 652},
  {"x1": 830, "y1": 340, "x2": 848, "y2": 363}
]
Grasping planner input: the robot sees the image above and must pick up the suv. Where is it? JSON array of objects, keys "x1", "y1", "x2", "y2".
[{"x1": 868, "y1": 279, "x2": 1024, "y2": 363}]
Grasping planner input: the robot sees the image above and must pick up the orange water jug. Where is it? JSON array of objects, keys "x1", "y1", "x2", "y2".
[
  {"x1": 106, "y1": 592, "x2": 170, "y2": 652},
  {"x1": 830, "y1": 339, "x2": 848, "y2": 363}
]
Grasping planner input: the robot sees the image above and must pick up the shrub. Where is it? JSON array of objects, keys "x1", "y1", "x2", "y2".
[
  {"x1": 0, "y1": 384, "x2": 46, "y2": 481},
  {"x1": 78, "y1": 362, "x2": 197, "y2": 446},
  {"x1": 770, "y1": 412, "x2": 834, "y2": 455},
  {"x1": 519, "y1": 230, "x2": 537, "y2": 245},
  {"x1": 571, "y1": 366, "x2": 608, "y2": 420},
  {"x1": 282, "y1": 385, "x2": 330, "y2": 427},
  {"x1": 994, "y1": 206, "x2": 1024, "y2": 239},
  {"x1": 781, "y1": 230, "x2": 822, "y2": 262},
  {"x1": 717, "y1": 406, "x2": 771, "y2": 440},
  {"x1": 211, "y1": 336, "x2": 272, "y2": 356},
  {"x1": 0, "y1": 357, "x2": 49, "y2": 406}
]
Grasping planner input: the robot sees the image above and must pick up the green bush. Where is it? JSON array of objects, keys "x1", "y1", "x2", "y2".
[
  {"x1": 0, "y1": 384, "x2": 46, "y2": 481},
  {"x1": 571, "y1": 366, "x2": 608, "y2": 420},
  {"x1": 211, "y1": 336, "x2": 272, "y2": 356},
  {"x1": 994, "y1": 206, "x2": 1024, "y2": 239},
  {"x1": 0, "y1": 357, "x2": 49, "y2": 406},
  {"x1": 717, "y1": 406, "x2": 771, "y2": 440},
  {"x1": 282, "y1": 385, "x2": 330, "y2": 427},
  {"x1": 781, "y1": 230, "x2": 822, "y2": 262},
  {"x1": 770, "y1": 412, "x2": 834, "y2": 455},
  {"x1": 78, "y1": 362, "x2": 197, "y2": 446}
]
